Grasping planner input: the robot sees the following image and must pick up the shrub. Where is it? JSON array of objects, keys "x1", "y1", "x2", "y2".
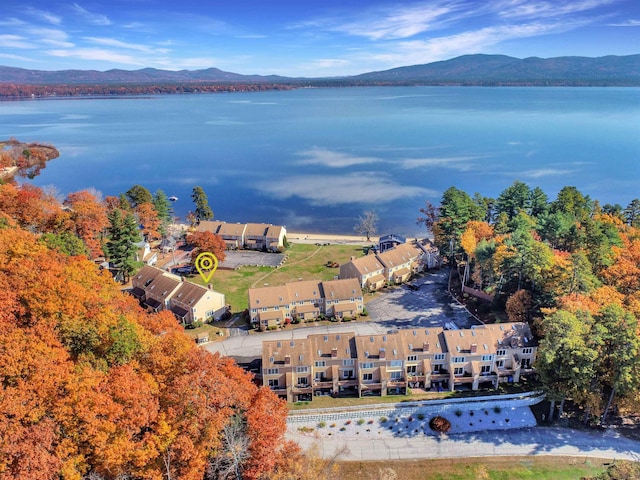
[
  {"x1": 417, "y1": 413, "x2": 425, "y2": 421},
  {"x1": 318, "y1": 421, "x2": 326, "y2": 428},
  {"x1": 380, "y1": 416, "x2": 388, "y2": 423},
  {"x1": 367, "y1": 419, "x2": 374, "y2": 424},
  {"x1": 494, "y1": 406, "x2": 502, "y2": 414},
  {"x1": 454, "y1": 410, "x2": 462, "y2": 417},
  {"x1": 330, "y1": 423, "x2": 336, "y2": 428},
  {"x1": 345, "y1": 420, "x2": 351, "y2": 425},
  {"x1": 298, "y1": 426, "x2": 314, "y2": 433},
  {"x1": 357, "y1": 418, "x2": 365, "y2": 425},
  {"x1": 429, "y1": 416, "x2": 451, "y2": 433},
  {"x1": 340, "y1": 427, "x2": 346, "y2": 431}
]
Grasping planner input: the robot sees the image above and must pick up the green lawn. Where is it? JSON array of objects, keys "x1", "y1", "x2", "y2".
[
  {"x1": 188, "y1": 243, "x2": 364, "y2": 313},
  {"x1": 339, "y1": 457, "x2": 607, "y2": 480}
]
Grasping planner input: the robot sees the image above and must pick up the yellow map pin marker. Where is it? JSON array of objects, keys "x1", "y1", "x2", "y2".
[{"x1": 195, "y1": 252, "x2": 218, "y2": 283}]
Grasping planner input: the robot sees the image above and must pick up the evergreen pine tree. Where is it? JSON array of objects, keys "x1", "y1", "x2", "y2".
[
  {"x1": 191, "y1": 186, "x2": 214, "y2": 222},
  {"x1": 105, "y1": 209, "x2": 141, "y2": 281},
  {"x1": 152, "y1": 189, "x2": 172, "y2": 237}
]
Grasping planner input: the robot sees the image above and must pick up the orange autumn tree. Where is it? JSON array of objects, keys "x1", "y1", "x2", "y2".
[
  {"x1": 64, "y1": 190, "x2": 109, "y2": 258},
  {"x1": 186, "y1": 230, "x2": 227, "y2": 265},
  {"x1": 0, "y1": 224, "x2": 290, "y2": 479},
  {"x1": 135, "y1": 201, "x2": 162, "y2": 241}
]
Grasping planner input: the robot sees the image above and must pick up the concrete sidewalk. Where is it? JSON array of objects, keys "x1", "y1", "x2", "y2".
[{"x1": 287, "y1": 426, "x2": 640, "y2": 462}]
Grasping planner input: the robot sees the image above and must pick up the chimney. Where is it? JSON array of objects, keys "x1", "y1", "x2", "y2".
[
  {"x1": 423, "y1": 342, "x2": 430, "y2": 352},
  {"x1": 350, "y1": 256, "x2": 355, "y2": 261},
  {"x1": 379, "y1": 348, "x2": 386, "y2": 359},
  {"x1": 331, "y1": 348, "x2": 338, "y2": 358},
  {"x1": 470, "y1": 343, "x2": 478, "y2": 353},
  {"x1": 208, "y1": 284, "x2": 212, "y2": 290},
  {"x1": 284, "y1": 355, "x2": 291, "y2": 365}
]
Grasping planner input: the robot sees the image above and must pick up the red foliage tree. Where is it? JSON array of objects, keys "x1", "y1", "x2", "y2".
[{"x1": 186, "y1": 230, "x2": 227, "y2": 264}]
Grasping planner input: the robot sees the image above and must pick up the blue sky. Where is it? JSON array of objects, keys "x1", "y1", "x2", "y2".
[{"x1": 1, "y1": 0, "x2": 639, "y2": 76}]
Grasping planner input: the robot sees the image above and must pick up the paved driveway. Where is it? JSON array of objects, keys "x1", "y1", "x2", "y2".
[
  {"x1": 219, "y1": 250, "x2": 286, "y2": 269},
  {"x1": 366, "y1": 269, "x2": 481, "y2": 330},
  {"x1": 288, "y1": 426, "x2": 640, "y2": 462}
]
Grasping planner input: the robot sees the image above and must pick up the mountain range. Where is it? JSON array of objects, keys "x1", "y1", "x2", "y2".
[{"x1": 1, "y1": 54, "x2": 639, "y2": 86}]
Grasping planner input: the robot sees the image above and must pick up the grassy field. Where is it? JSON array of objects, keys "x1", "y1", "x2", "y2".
[
  {"x1": 188, "y1": 243, "x2": 365, "y2": 313},
  {"x1": 336, "y1": 456, "x2": 607, "y2": 480}
]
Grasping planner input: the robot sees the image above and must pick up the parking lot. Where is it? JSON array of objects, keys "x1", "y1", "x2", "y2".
[
  {"x1": 365, "y1": 269, "x2": 482, "y2": 331},
  {"x1": 219, "y1": 250, "x2": 286, "y2": 269}
]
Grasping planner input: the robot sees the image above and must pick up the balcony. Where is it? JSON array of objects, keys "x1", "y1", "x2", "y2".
[
  {"x1": 292, "y1": 385, "x2": 313, "y2": 394},
  {"x1": 313, "y1": 379, "x2": 334, "y2": 388},
  {"x1": 386, "y1": 379, "x2": 406, "y2": 388}
]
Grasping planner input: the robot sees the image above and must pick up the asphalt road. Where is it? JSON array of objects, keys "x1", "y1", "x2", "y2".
[{"x1": 288, "y1": 426, "x2": 640, "y2": 462}]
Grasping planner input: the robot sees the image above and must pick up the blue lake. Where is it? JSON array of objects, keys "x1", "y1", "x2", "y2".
[{"x1": 1, "y1": 86, "x2": 639, "y2": 236}]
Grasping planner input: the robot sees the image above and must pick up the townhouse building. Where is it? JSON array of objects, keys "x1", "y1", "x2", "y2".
[
  {"x1": 262, "y1": 322, "x2": 536, "y2": 402},
  {"x1": 196, "y1": 220, "x2": 286, "y2": 252},
  {"x1": 340, "y1": 239, "x2": 435, "y2": 289},
  {"x1": 339, "y1": 253, "x2": 386, "y2": 291},
  {"x1": 321, "y1": 278, "x2": 363, "y2": 319},
  {"x1": 130, "y1": 265, "x2": 182, "y2": 312},
  {"x1": 356, "y1": 332, "x2": 408, "y2": 396},
  {"x1": 130, "y1": 265, "x2": 226, "y2": 324},
  {"x1": 262, "y1": 337, "x2": 314, "y2": 402},
  {"x1": 244, "y1": 223, "x2": 270, "y2": 250},
  {"x1": 309, "y1": 333, "x2": 358, "y2": 398},
  {"x1": 169, "y1": 281, "x2": 227, "y2": 324},
  {"x1": 377, "y1": 242, "x2": 424, "y2": 283},
  {"x1": 248, "y1": 278, "x2": 363, "y2": 329}
]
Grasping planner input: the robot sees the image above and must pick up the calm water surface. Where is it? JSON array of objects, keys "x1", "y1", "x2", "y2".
[{"x1": 2, "y1": 87, "x2": 638, "y2": 235}]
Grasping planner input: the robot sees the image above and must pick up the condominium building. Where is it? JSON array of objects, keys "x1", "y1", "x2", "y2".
[
  {"x1": 262, "y1": 322, "x2": 536, "y2": 402},
  {"x1": 248, "y1": 277, "x2": 363, "y2": 329}
]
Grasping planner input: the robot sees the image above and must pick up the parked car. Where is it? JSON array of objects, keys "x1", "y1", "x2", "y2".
[{"x1": 174, "y1": 265, "x2": 195, "y2": 275}]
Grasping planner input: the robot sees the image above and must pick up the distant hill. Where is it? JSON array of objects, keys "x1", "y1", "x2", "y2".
[
  {"x1": 0, "y1": 54, "x2": 639, "y2": 89},
  {"x1": 350, "y1": 54, "x2": 640, "y2": 85},
  {"x1": 0, "y1": 65, "x2": 292, "y2": 84}
]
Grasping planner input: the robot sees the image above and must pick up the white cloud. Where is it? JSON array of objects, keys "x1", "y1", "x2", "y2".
[
  {"x1": 26, "y1": 7, "x2": 62, "y2": 25},
  {"x1": 365, "y1": 21, "x2": 586, "y2": 68},
  {"x1": 331, "y1": 3, "x2": 457, "y2": 40},
  {"x1": 47, "y1": 48, "x2": 140, "y2": 65},
  {"x1": 83, "y1": 37, "x2": 154, "y2": 52},
  {"x1": 0, "y1": 52, "x2": 36, "y2": 61},
  {"x1": 297, "y1": 148, "x2": 383, "y2": 168},
  {"x1": 0, "y1": 34, "x2": 33, "y2": 49},
  {"x1": 398, "y1": 156, "x2": 482, "y2": 171},
  {"x1": 72, "y1": 3, "x2": 111, "y2": 26},
  {"x1": 519, "y1": 168, "x2": 576, "y2": 178},
  {"x1": 496, "y1": 0, "x2": 616, "y2": 20},
  {"x1": 0, "y1": 18, "x2": 26, "y2": 27},
  {"x1": 28, "y1": 28, "x2": 74, "y2": 48},
  {"x1": 609, "y1": 19, "x2": 640, "y2": 26},
  {"x1": 256, "y1": 172, "x2": 434, "y2": 206}
]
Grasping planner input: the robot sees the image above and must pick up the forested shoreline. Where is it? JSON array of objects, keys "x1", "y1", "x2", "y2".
[{"x1": 420, "y1": 182, "x2": 640, "y2": 424}]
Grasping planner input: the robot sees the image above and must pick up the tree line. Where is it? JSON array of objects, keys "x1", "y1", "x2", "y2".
[
  {"x1": 419, "y1": 182, "x2": 640, "y2": 424},
  {"x1": 0, "y1": 186, "x2": 339, "y2": 478},
  {"x1": 0, "y1": 180, "x2": 225, "y2": 282}
]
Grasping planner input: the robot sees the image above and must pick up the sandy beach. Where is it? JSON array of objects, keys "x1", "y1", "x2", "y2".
[
  {"x1": 169, "y1": 224, "x2": 421, "y2": 247},
  {"x1": 287, "y1": 231, "x2": 373, "y2": 246}
]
